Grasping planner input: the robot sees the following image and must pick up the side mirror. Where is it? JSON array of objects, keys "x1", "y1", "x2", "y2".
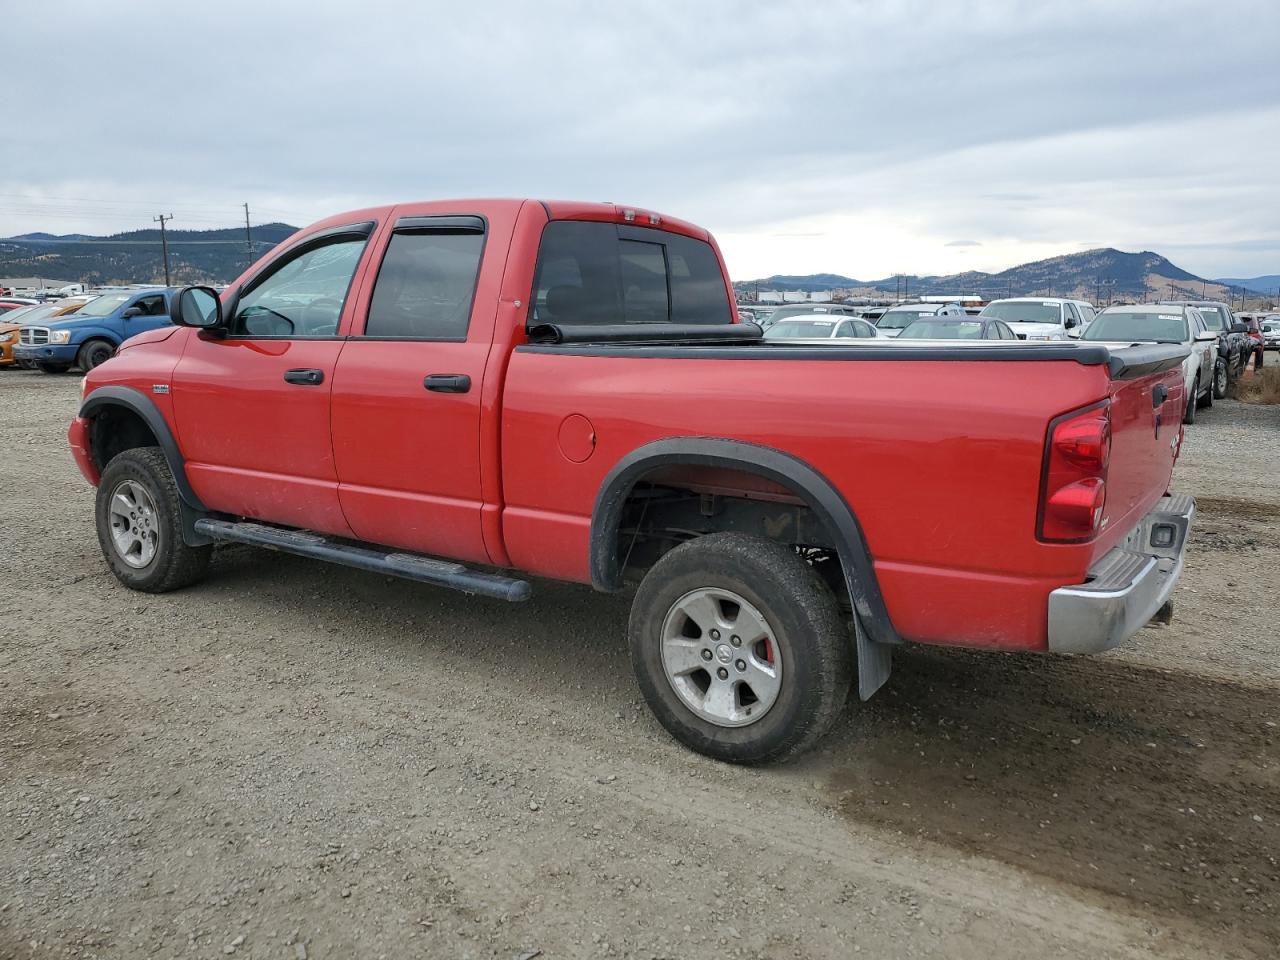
[
  {"x1": 1065, "y1": 316, "x2": 1078, "y2": 329},
  {"x1": 1195, "y1": 331, "x2": 1219, "y2": 342},
  {"x1": 171, "y1": 286, "x2": 223, "y2": 331},
  {"x1": 121, "y1": 306, "x2": 143, "y2": 319},
  {"x1": 1230, "y1": 322, "x2": 1248, "y2": 334}
]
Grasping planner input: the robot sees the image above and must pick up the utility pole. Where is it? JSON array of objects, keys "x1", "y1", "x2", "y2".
[
  {"x1": 904, "y1": 275, "x2": 909, "y2": 300},
  {"x1": 153, "y1": 214, "x2": 174, "y2": 286},
  {"x1": 243, "y1": 202, "x2": 253, "y2": 268}
]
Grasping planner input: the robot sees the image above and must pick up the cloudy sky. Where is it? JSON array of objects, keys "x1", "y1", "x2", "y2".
[{"x1": 5, "y1": 0, "x2": 1279, "y2": 281}]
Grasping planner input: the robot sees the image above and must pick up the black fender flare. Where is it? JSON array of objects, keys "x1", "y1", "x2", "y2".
[
  {"x1": 79, "y1": 385, "x2": 213, "y2": 545},
  {"x1": 590, "y1": 437, "x2": 897, "y2": 699}
]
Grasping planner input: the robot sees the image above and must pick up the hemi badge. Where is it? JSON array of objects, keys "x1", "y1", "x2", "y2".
[{"x1": 152, "y1": 384, "x2": 170, "y2": 395}]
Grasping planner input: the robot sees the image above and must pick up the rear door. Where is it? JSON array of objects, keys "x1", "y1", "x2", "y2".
[
  {"x1": 329, "y1": 212, "x2": 494, "y2": 565},
  {"x1": 171, "y1": 222, "x2": 377, "y2": 535}
]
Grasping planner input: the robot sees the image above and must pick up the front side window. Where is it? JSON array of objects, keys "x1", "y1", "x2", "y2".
[
  {"x1": 232, "y1": 236, "x2": 367, "y2": 337},
  {"x1": 134, "y1": 295, "x2": 166, "y2": 316},
  {"x1": 365, "y1": 228, "x2": 485, "y2": 340},
  {"x1": 530, "y1": 221, "x2": 730, "y2": 327}
]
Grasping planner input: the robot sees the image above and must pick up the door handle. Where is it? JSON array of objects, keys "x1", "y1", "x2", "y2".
[
  {"x1": 424, "y1": 374, "x2": 471, "y2": 393},
  {"x1": 1152, "y1": 384, "x2": 1167, "y2": 407},
  {"x1": 283, "y1": 368, "x2": 324, "y2": 386}
]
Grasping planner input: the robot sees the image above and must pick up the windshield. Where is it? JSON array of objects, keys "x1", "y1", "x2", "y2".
[
  {"x1": 899, "y1": 319, "x2": 986, "y2": 339},
  {"x1": 980, "y1": 301, "x2": 1062, "y2": 324},
  {"x1": 876, "y1": 308, "x2": 934, "y2": 329},
  {"x1": 14, "y1": 303, "x2": 69, "y2": 325},
  {"x1": 73, "y1": 293, "x2": 134, "y2": 318},
  {"x1": 1193, "y1": 305, "x2": 1226, "y2": 331},
  {"x1": 764, "y1": 319, "x2": 839, "y2": 339},
  {"x1": 1082, "y1": 311, "x2": 1188, "y2": 343},
  {"x1": 2, "y1": 305, "x2": 39, "y2": 324}
]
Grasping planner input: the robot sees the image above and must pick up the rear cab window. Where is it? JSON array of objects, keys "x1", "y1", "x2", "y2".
[{"x1": 529, "y1": 221, "x2": 730, "y2": 327}]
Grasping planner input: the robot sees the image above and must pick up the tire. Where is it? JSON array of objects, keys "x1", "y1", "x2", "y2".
[
  {"x1": 1199, "y1": 375, "x2": 1213, "y2": 409},
  {"x1": 628, "y1": 533, "x2": 853, "y2": 764},
  {"x1": 1183, "y1": 378, "x2": 1197, "y2": 425},
  {"x1": 37, "y1": 362, "x2": 71, "y2": 374},
  {"x1": 1212, "y1": 358, "x2": 1229, "y2": 399},
  {"x1": 77, "y1": 339, "x2": 115, "y2": 371},
  {"x1": 95, "y1": 447, "x2": 212, "y2": 593}
]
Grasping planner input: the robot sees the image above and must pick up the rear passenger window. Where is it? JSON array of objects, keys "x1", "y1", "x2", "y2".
[
  {"x1": 530, "y1": 221, "x2": 731, "y2": 327},
  {"x1": 365, "y1": 223, "x2": 485, "y2": 340}
]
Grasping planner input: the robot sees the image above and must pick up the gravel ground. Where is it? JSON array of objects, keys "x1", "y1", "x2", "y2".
[{"x1": 1, "y1": 369, "x2": 1277, "y2": 959}]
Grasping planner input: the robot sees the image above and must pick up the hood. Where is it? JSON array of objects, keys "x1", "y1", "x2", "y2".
[
  {"x1": 117, "y1": 326, "x2": 179, "y2": 351},
  {"x1": 1005, "y1": 321, "x2": 1066, "y2": 339},
  {"x1": 880, "y1": 328, "x2": 903, "y2": 337}
]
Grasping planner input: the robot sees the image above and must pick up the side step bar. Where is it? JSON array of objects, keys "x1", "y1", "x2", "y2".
[{"x1": 192, "y1": 519, "x2": 532, "y2": 602}]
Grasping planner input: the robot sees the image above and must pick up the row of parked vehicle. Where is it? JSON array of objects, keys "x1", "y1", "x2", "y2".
[
  {"x1": 0, "y1": 288, "x2": 177, "y2": 372},
  {"x1": 738, "y1": 296, "x2": 1268, "y2": 423}
]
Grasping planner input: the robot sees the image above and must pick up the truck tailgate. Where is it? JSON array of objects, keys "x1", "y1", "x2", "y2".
[{"x1": 1095, "y1": 346, "x2": 1187, "y2": 557}]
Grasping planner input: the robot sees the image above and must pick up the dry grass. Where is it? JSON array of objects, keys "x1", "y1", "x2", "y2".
[{"x1": 1237, "y1": 359, "x2": 1280, "y2": 404}]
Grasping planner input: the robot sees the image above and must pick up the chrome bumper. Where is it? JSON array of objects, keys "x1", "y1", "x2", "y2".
[{"x1": 1047, "y1": 493, "x2": 1195, "y2": 654}]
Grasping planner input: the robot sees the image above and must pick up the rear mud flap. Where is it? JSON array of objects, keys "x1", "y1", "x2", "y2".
[{"x1": 855, "y1": 614, "x2": 892, "y2": 700}]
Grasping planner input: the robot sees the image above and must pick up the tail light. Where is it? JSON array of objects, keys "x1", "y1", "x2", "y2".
[{"x1": 1038, "y1": 401, "x2": 1111, "y2": 542}]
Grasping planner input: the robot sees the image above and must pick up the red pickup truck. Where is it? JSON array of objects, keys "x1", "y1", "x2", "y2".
[{"x1": 69, "y1": 199, "x2": 1195, "y2": 763}]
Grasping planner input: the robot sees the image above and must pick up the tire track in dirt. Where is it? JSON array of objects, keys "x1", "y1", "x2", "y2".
[{"x1": 822, "y1": 647, "x2": 1279, "y2": 953}]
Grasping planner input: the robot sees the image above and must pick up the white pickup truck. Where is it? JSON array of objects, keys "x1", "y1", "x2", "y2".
[{"x1": 979, "y1": 297, "x2": 1093, "y2": 340}]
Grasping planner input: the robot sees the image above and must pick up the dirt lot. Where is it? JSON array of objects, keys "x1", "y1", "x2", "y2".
[{"x1": 1, "y1": 370, "x2": 1277, "y2": 959}]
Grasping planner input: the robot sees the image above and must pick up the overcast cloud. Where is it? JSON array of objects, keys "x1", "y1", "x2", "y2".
[{"x1": 5, "y1": 0, "x2": 1279, "y2": 280}]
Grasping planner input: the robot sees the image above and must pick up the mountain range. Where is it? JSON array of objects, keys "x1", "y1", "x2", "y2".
[
  {"x1": 0, "y1": 226, "x2": 1268, "y2": 305},
  {"x1": 1213, "y1": 274, "x2": 1280, "y2": 295},
  {"x1": 0, "y1": 223, "x2": 299, "y2": 286},
  {"x1": 736, "y1": 248, "x2": 1241, "y2": 302}
]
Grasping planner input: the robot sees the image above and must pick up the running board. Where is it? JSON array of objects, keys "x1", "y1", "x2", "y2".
[{"x1": 192, "y1": 519, "x2": 532, "y2": 602}]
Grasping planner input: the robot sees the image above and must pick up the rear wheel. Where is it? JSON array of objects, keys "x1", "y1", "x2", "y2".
[
  {"x1": 77, "y1": 339, "x2": 115, "y2": 371},
  {"x1": 1212, "y1": 358, "x2": 1229, "y2": 399},
  {"x1": 1183, "y1": 378, "x2": 1198, "y2": 424},
  {"x1": 95, "y1": 447, "x2": 212, "y2": 593},
  {"x1": 629, "y1": 533, "x2": 853, "y2": 763}
]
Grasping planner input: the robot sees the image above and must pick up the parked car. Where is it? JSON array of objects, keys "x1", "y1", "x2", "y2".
[
  {"x1": 763, "y1": 316, "x2": 878, "y2": 340},
  {"x1": 15, "y1": 288, "x2": 175, "y2": 374},
  {"x1": 896, "y1": 317, "x2": 1017, "y2": 340},
  {"x1": 978, "y1": 297, "x2": 1087, "y2": 340},
  {"x1": 1261, "y1": 319, "x2": 1280, "y2": 350},
  {"x1": 1160, "y1": 300, "x2": 1251, "y2": 398},
  {"x1": 0, "y1": 297, "x2": 38, "y2": 315},
  {"x1": 1239, "y1": 316, "x2": 1265, "y2": 368},
  {"x1": 756, "y1": 303, "x2": 863, "y2": 330},
  {"x1": 0, "y1": 299, "x2": 91, "y2": 368},
  {"x1": 70, "y1": 198, "x2": 1194, "y2": 764},
  {"x1": 1082, "y1": 304, "x2": 1216, "y2": 423},
  {"x1": 874, "y1": 301, "x2": 966, "y2": 337}
]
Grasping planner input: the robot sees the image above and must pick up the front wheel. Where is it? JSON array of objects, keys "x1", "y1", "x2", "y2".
[
  {"x1": 95, "y1": 447, "x2": 212, "y2": 593},
  {"x1": 629, "y1": 533, "x2": 853, "y2": 763},
  {"x1": 77, "y1": 339, "x2": 115, "y2": 371},
  {"x1": 1183, "y1": 378, "x2": 1198, "y2": 424},
  {"x1": 1213, "y1": 358, "x2": 1229, "y2": 399},
  {"x1": 37, "y1": 362, "x2": 71, "y2": 374}
]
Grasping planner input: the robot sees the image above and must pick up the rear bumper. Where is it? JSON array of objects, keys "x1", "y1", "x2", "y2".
[{"x1": 1047, "y1": 493, "x2": 1195, "y2": 654}]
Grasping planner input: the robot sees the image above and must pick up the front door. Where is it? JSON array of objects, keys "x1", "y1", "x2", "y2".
[
  {"x1": 171, "y1": 224, "x2": 377, "y2": 535},
  {"x1": 330, "y1": 213, "x2": 492, "y2": 564}
]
